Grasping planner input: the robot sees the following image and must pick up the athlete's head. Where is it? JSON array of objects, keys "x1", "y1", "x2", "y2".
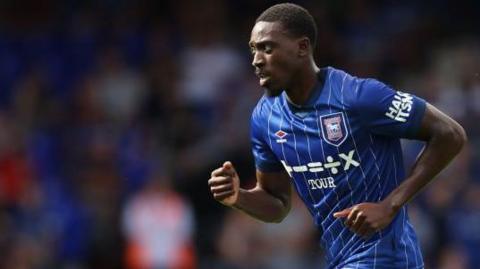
[{"x1": 250, "y1": 3, "x2": 317, "y2": 96}]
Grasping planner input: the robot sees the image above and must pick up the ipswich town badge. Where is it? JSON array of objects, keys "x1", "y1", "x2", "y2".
[{"x1": 320, "y1": 112, "x2": 348, "y2": 146}]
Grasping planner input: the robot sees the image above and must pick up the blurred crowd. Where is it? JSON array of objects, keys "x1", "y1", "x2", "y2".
[{"x1": 0, "y1": 0, "x2": 479, "y2": 268}]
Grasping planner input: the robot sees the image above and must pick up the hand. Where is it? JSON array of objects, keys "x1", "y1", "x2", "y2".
[
  {"x1": 333, "y1": 201, "x2": 398, "y2": 238},
  {"x1": 208, "y1": 161, "x2": 240, "y2": 206}
]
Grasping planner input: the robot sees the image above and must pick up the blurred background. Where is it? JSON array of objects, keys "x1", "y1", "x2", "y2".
[{"x1": 0, "y1": 0, "x2": 479, "y2": 268}]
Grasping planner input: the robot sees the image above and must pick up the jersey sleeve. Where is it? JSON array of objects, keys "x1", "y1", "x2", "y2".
[
  {"x1": 352, "y1": 78, "x2": 426, "y2": 138},
  {"x1": 250, "y1": 107, "x2": 284, "y2": 172}
]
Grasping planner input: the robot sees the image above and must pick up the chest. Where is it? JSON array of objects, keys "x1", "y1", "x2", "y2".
[{"x1": 266, "y1": 108, "x2": 365, "y2": 178}]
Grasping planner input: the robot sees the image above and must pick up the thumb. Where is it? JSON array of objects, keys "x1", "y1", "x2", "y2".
[
  {"x1": 333, "y1": 208, "x2": 351, "y2": 218},
  {"x1": 223, "y1": 161, "x2": 236, "y2": 174}
]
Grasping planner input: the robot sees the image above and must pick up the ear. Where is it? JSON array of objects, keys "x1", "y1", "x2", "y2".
[{"x1": 297, "y1": 37, "x2": 310, "y2": 57}]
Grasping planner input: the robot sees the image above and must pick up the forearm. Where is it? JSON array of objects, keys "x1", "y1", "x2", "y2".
[
  {"x1": 233, "y1": 186, "x2": 291, "y2": 223},
  {"x1": 383, "y1": 122, "x2": 467, "y2": 212}
]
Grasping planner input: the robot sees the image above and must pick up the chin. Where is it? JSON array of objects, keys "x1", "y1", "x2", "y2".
[
  {"x1": 264, "y1": 87, "x2": 284, "y2": 97},
  {"x1": 259, "y1": 78, "x2": 283, "y2": 97}
]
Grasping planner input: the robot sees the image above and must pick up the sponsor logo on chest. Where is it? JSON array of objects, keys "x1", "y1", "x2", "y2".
[{"x1": 280, "y1": 149, "x2": 360, "y2": 190}]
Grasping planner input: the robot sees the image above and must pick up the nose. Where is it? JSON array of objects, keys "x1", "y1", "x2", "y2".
[{"x1": 252, "y1": 52, "x2": 265, "y2": 68}]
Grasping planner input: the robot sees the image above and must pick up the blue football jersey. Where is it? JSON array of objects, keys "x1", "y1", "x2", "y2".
[{"x1": 251, "y1": 67, "x2": 426, "y2": 269}]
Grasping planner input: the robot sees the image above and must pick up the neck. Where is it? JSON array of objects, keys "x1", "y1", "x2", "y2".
[{"x1": 285, "y1": 59, "x2": 320, "y2": 105}]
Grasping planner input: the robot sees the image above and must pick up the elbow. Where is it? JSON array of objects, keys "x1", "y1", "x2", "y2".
[
  {"x1": 270, "y1": 210, "x2": 289, "y2": 223},
  {"x1": 267, "y1": 202, "x2": 291, "y2": 223},
  {"x1": 443, "y1": 121, "x2": 468, "y2": 154},
  {"x1": 268, "y1": 211, "x2": 289, "y2": 223},
  {"x1": 452, "y1": 123, "x2": 467, "y2": 153}
]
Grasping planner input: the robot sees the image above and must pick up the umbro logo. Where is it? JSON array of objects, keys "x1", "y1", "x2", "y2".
[{"x1": 275, "y1": 130, "x2": 287, "y2": 143}]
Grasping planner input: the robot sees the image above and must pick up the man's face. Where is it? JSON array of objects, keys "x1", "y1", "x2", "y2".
[{"x1": 249, "y1": 21, "x2": 301, "y2": 96}]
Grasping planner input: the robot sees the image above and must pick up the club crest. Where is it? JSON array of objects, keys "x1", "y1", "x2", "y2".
[{"x1": 320, "y1": 112, "x2": 348, "y2": 146}]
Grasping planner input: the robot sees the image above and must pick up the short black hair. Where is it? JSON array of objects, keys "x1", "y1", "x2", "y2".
[{"x1": 256, "y1": 3, "x2": 317, "y2": 48}]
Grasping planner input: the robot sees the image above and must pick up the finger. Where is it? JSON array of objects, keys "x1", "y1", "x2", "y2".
[
  {"x1": 213, "y1": 190, "x2": 234, "y2": 200},
  {"x1": 208, "y1": 176, "x2": 231, "y2": 186},
  {"x1": 333, "y1": 208, "x2": 351, "y2": 218},
  {"x1": 223, "y1": 161, "x2": 236, "y2": 176},
  {"x1": 350, "y1": 212, "x2": 365, "y2": 232},
  {"x1": 210, "y1": 184, "x2": 233, "y2": 193},
  {"x1": 223, "y1": 161, "x2": 233, "y2": 170},
  {"x1": 345, "y1": 207, "x2": 360, "y2": 228},
  {"x1": 211, "y1": 167, "x2": 228, "y2": 177}
]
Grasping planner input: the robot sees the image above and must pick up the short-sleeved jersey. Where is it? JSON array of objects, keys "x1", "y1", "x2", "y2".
[{"x1": 251, "y1": 67, "x2": 426, "y2": 269}]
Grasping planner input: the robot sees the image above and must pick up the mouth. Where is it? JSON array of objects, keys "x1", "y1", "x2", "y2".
[
  {"x1": 255, "y1": 70, "x2": 270, "y2": 84},
  {"x1": 255, "y1": 69, "x2": 268, "y2": 78}
]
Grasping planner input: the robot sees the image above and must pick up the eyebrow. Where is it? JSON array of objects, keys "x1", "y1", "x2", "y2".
[{"x1": 249, "y1": 40, "x2": 275, "y2": 48}]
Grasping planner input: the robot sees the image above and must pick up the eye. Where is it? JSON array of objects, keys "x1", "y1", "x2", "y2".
[
  {"x1": 250, "y1": 47, "x2": 256, "y2": 55},
  {"x1": 264, "y1": 45, "x2": 273, "y2": 54}
]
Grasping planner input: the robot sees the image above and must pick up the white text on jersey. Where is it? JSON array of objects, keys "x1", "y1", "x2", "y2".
[
  {"x1": 385, "y1": 91, "x2": 413, "y2": 122},
  {"x1": 308, "y1": 177, "x2": 336, "y2": 189},
  {"x1": 280, "y1": 150, "x2": 360, "y2": 177}
]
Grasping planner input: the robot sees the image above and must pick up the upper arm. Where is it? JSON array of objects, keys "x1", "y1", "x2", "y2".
[
  {"x1": 256, "y1": 169, "x2": 292, "y2": 210},
  {"x1": 410, "y1": 103, "x2": 467, "y2": 144}
]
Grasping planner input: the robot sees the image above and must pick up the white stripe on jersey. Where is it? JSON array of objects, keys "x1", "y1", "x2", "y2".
[
  {"x1": 328, "y1": 73, "x2": 355, "y2": 256},
  {"x1": 273, "y1": 98, "x2": 331, "y2": 252},
  {"x1": 300, "y1": 114, "x2": 338, "y2": 255},
  {"x1": 267, "y1": 98, "x2": 275, "y2": 150},
  {"x1": 313, "y1": 70, "x2": 347, "y2": 258},
  {"x1": 341, "y1": 82, "x2": 371, "y2": 269},
  {"x1": 281, "y1": 98, "x2": 335, "y2": 256},
  {"x1": 367, "y1": 134, "x2": 385, "y2": 269},
  {"x1": 392, "y1": 153, "x2": 410, "y2": 269}
]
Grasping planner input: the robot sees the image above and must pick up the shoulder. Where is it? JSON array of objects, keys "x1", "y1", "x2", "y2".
[
  {"x1": 350, "y1": 77, "x2": 396, "y2": 109},
  {"x1": 324, "y1": 67, "x2": 365, "y2": 108},
  {"x1": 326, "y1": 67, "x2": 358, "y2": 85},
  {"x1": 324, "y1": 67, "x2": 365, "y2": 97},
  {"x1": 328, "y1": 67, "x2": 391, "y2": 102}
]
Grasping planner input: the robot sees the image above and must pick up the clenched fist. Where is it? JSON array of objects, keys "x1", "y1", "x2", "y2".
[{"x1": 208, "y1": 161, "x2": 240, "y2": 206}]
